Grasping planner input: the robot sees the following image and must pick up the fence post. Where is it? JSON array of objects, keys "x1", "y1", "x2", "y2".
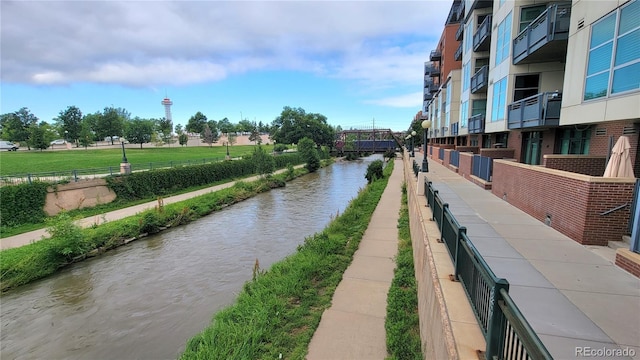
[
  {"x1": 73, "y1": 170, "x2": 78, "y2": 182},
  {"x1": 28, "y1": 174, "x2": 32, "y2": 184},
  {"x1": 454, "y1": 227, "x2": 467, "y2": 279},
  {"x1": 485, "y1": 278, "x2": 510, "y2": 359}
]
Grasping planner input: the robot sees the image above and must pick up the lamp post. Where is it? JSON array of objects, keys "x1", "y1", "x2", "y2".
[
  {"x1": 421, "y1": 120, "x2": 431, "y2": 172},
  {"x1": 411, "y1": 130, "x2": 416, "y2": 157},
  {"x1": 225, "y1": 141, "x2": 230, "y2": 160},
  {"x1": 405, "y1": 134, "x2": 411, "y2": 155},
  {"x1": 64, "y1": 130, "x2": 68, "y2": 143},
  {"x1": 120, "y1": 139, "x2": 131, "y2": 174}
]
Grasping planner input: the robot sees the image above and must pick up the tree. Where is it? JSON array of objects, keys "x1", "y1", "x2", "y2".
[
  {"x1": 97, "y1": 107, "x2": 125, "y2": 144},
  {"x1": 249, "y1": 123, "x2": 262, "y2": 145},
  {"x1": 186, "y1": 112, "x2": 207, "y2": 134},
  {"x1": 202, "y1": 124, "x2": 215, "y2": 147},
  {"x1": 251, "y1": 145, "x2": 275, "y2": 177},
  {"x1": 125, "y1": 117, "x2": 154, "y2": 148},
  {"x1": 55, "y1": 106, "x2": 83, "y2": 146},
  {"x1": 1, "y1": 108, "x2": 38, "y2": 148},
  {"x1": 174, "y1": 123, "x2": 184, "y2": 134},
  {"x1": 298, "y1": 137, "x2": 320, "y2": 172},
  {"x1": 270, "y1": 106, "x2": 335, "y2": 147},
  {"x1": 178, "y1": 133, "x2": 189, "y2": 146},
  {"x1": 82, "y1": 112, "x2": 103, "y2": 141},
  {"x1": 205, "y1": 120, "x2": 219, "y2": 143},
  {"x1": 28, "y1": 122, "x2": 49, "y2": 151},
  {"x1": 78, "y1": 121, "x2": 93, "y2": 149},
  {"x1": 218, "y1": 117, "x2": 235, "y2": 135},
  {"x1": 238, "y1": 119, "x2": 254, "y2": 134},
  {"x1": 228, "y1": 132, "x2": 237, "y2": 146},
  {"x1": 156, "y1": 117, "x2": 173, "y2": 146}
]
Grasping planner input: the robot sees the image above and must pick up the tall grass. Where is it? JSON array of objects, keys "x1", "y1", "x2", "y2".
[
  {"x1": 180, "y1": 161, "x2": 395, "y2": 360},
  {"x1": 385, "y1": 182, "x2": 423, "y2": 359}
]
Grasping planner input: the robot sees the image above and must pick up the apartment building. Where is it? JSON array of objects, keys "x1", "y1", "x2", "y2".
[{"x1": 425, "y1": 0, "x2": 639, "y2": 170}]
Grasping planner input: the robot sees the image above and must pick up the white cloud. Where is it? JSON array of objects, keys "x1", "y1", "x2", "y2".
[
  {"x1": 364, "y1": 91, "x2": 423, "y2": 107},
  {"x1": 1, "y1": 1, "x2": 450, "y2": 87}
]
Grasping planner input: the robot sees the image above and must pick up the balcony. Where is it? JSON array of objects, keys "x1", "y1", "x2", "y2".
[
  {"x1": 473, "y1": 15, "x2": 492, "y2": 52},
  {"x1": 430, "y1": 50, "x2": 442, "y2": 61},
  {"x1": 468, "y1": 114, "x2": 485, "y2": 134},
  {"x1": 512, "y1": 3, "x2": 571, "y2": 65},
  {"x1": 470, "y1": 65, "x2": 488, "y2": 93},
  {"x1": 507, "y1": 92, "x2": 562, "y2": 129},
  {"x1": 428, "y1": 82, "x2": 440, "y2": 94},
  {"x1": 469, "y1": 0, "x2": 493, "y2": 12},
  {"x1": 424, "y1": 65, "x2": 433, "y2": 75},
  {"x1": 430, "y1": 66, "x2": 441, "y2": 78},
  {"x1": 424, "y1": 92, "x2": 433, "y2": 101},
  {"x1": 455, "y1": 22, "x2": 464, "y2": 41},
  {"x1": 451, "y1": 122, "x2": 459, "y2": 136},
  {"x1": 454, "y1": 43, "x2": 463, "y2": 61}
]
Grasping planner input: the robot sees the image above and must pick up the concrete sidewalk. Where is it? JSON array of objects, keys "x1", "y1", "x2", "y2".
[
  {"x1": 307, "y1": 158, "x2": 404, "y2": 360},
  {"x1": 0, "y1": 168, "x2": 299, "y2": 250},
  {"x1": 412, "y1": 151, "x2": 640, "y2": 359}
]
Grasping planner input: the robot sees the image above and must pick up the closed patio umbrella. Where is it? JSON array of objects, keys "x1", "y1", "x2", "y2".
[{"x1": 603, "y1": 135, "x2": 635, "y2": 178}]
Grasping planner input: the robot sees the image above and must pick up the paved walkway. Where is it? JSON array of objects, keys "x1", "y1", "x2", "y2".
[
  {"x1": 412, "y1": 151, "x2": 640, "y2": 359},
  {"x1": 0, "y1": 168, "x2": 300, "y2": 250},
  {"x1": 307, "y1": 158, "x2": 404, "y2": 360}
]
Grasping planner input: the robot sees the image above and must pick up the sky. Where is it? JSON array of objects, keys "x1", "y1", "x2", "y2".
[{"x1": 1, "y1": 0, "x2": 451, "y2": 132}]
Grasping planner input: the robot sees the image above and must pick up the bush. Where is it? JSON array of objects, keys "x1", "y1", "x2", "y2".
[
  {"x1": 384, "y1": 149, "x2": 397, "y2": 160},
  {"x1": 298, "y1": 137, "x2": 320, "y2": 173},
  {"x1": 273, "y1": 144, "x2": 288, "y2": 153},
  {"x1": 0, "y1": 182, "x2": 49, "y2": 227},
  {"x1": 345, "y1": 152, "x2": 360, "y2": 161},
  {"x1": 365, "y1": 160, "x2": 384, "y2": 183}
]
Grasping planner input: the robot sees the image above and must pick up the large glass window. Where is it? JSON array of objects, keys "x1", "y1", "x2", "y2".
[
  {"x1": 495, "y1": 12, "x2": 513, "y2": 65},
  {"x1": 463, "y1": 61, "x2": 471, "y2": 91},
  {"x1": 514, "y1": 74, "x2": 539, "y2": 101},
  {"x1": 460, "y1": 100, "x2": 469, "y2": 128},
  {"x1": 465, "y1": 19, "x2": 474, "y2": 52},
  {"x1": 472, "y1": 99, "x2": 487, "y2": 116},
  {"x1": 445, "y1": 83, "x2": 452, "y2": 128},
  {"x1": 558, "y1": 128, "x2": 591, "y2": 154},
  {"x1": 491, "y1": 76, "x2": 508, "y2": 121},
  {"x1": 519, "y1": 5, "x2": 546, "y2": 32},
  {"x1": 585, "y1": 0, "x2": 640, "y2": 100},
  {"x1": 475, "y1": 58, "x2": 489, "y2": 73}
]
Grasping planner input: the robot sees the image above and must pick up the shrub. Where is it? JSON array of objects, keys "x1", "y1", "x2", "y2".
[
  {"x1": 365, "y1": 160, "x2": 384, "y2": 183},
  {"x1": 45, "y1": 212, "x2": 88, "y2": 261},
  {"x1": 298, "y1": 137, "x2": 320, "y2": 172},
  {"x1": 273, "y1": 144, "x2": 288, "y2": 153},
  {"x1": 384, "y1": 149, "x2": 397, "y2": 160},
  {"x1": 0, "y1": 182, "x2": 49, "y2": 227}
]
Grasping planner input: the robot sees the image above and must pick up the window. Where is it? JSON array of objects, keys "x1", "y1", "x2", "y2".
[
  {"x1": 514, "y1": 74, "x2": 539, "y2": 101},
  {"x1": 519, "y1": 5, "x2": 546, "y2": 32},
  {"x1": 470, "y1": 135, "x2": 479, "y2": 147},
  {"x1": 499, "y1": 0, "x2": 506, "y2": 9},
  {"x1": 558, "y1": 128, "x2": 591, "y2": 154},
  {"x1": 460, "y1": 100, "x2": 469, "y2": 128},
  {"x1": 472, "y1": 99, "x2": 487, "y2": 116},
  {"x1": 475, "y1": 58, "x2": 489, "y2": 73},
  {"x1": 491, "y1": 76, "x2": 508, "y2": 121},
  {"x1": 445, "y1": 83, "x2": 452, "y2": 128},
  {"x1": 495, "y1": 12, "x2": 513, "y2": 65},
  {"x1": 585, "y1": 0, "x2": 640, "y2": 100},
  {"x1": 465, "y1": 19, "x2": 474, "y2": 52},
  {"x1": 463, "y1": 61, "x2": 471, "y2": 91}
]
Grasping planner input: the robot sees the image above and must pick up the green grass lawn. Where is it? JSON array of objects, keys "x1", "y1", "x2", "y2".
[{"x1": 0, "y1": 145, "x2": 271, "y2": 175}]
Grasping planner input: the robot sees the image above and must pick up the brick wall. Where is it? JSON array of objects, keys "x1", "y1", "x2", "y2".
[
  {"x1": 455, "y1": 146, "x2": 479, "y2": 154},
  {"x1": 543, "y1": 155, "x2": 607, "y2": 176},
  {"x1": 491, "y1": 160, "x2": 634, "y2": 245},
  {"x1": 590, "y1": 120, "x2": 639, "y2": 175},
  {"x1": 616, "y1": 250, "x2": 640, "y2": 278},
  {"x1": 479, "y1": 148, "x2": 516, "y2": 159},
  {"x1": 459, "y1": 152, "x2": 474, "y2": 180}
]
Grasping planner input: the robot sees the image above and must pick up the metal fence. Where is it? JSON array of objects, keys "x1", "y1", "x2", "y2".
[
  {"x1": 424, "y1": 178, "x2": 551, "y2": 360},
  {"x1": 472, "y1": 155, "x2": 493, "y2": 182},
  {"x1": 439, "y1": 148, "x2": 445, "y2": 160},
  {"x1": 0, "y1": 157, "x2": 226, "y2": 186},
  {"x1": 450, "y1": 150, "x2": 460, "y2": 167},
  {"x1": 412, "y1": 160, "x2": 419, "y2": 177}
]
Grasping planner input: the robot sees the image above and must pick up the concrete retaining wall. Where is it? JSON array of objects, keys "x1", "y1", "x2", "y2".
[{"x1": 45, "y1": 179, "x2": 116, "y2": 216}]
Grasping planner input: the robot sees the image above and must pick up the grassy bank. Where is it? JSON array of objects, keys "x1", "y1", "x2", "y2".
[
  {"x1": 0, "y1": 167, "x2": 308, "y2": 293},
  {"x1": 180, "y1": 160, "x2": 394, "y2": 359},
  {"x1": 385, "y1": 182, "x2": 423, "y2": 359}
]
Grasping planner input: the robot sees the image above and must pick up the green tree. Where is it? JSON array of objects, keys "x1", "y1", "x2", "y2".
[
  {"x1": 55, "y1": 106, "x2": 82, "y2": 146},
  {"x1": 78, "y1": 121, "x2": 93, "y2": 149},
  {"x1": 238, "y1": 119, "x2": 254, "y2": 133},
  {"x1": 218, "y1": 117, "x2": 235, "y2": 135},
  {"x1": 97, "y1": 107, "x2": 125, "y2": 144},
  {"x1": 202, "y1": 124, "x2": 215, "y2": 147},
  {"x1": 251, "y1": 145, "x2": 275, "y2": 177},
  {"x1": 82, "y1": 112, "x2": 103, "y2": 141},
  {"x1": 179, "y1": 133, "x2": 189, "y2": 146},
  {"x1": 227, "y1": 132, "x2": 237, "y2": 146},
  {"x1": 248, "y1": 122, "x2": 262, "y2": 145},
  {"x1": 298, "y1": 137, "x2": 320, "y2": 172},
  {"x1": 1, "y1": 108, "x2": 38, "y2": 148},
  {"x1": 156, "y1": 117, "x2": 173, "y2": 146},
  {"x1": 125, "y1": 117, "x2": 154, "y2": 148},
  {"x1": 186, "y1": 112, "x2": 207, "y2": 134},
  {"x1": 29, "y1": 122, "x2": 49, "y2": 151},
  {"x1": 270, "y1": 106, "x2": 335, "y2": 147}
]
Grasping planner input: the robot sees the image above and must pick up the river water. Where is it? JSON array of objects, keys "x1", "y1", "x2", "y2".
[{"x1": 1, "y1": 157, "x2": 379, "y2": 360}]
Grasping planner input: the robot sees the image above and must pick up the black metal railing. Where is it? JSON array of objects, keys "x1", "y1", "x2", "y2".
[
  {"x1": 512, "y1": 3, "x2": 572, "y2": 64},
  {"x1": 455, "y1": 43, "x2": 463, "y2": 61},
  {"x1": 469, "y1": 114, "x2": 486, "y2": 134},
  {"x1": 471, "y1": 65, "x2": 489, "y2": 93},
  {"x1": 450, "y1": 150, "x2": 460, "y2": 167},
  {"x1": 456, "y1": 22, "x2": 464, "y2": 41},
  {"x1": 430, "y1": 50, "x2": 442, "y2": 61},
  {"x1": 424, "y1": 178, "x2": 552, "y2": 360},
  {"x1": 472, "y1": 154, "x2": 493, "y2": 182},
  {"x1": 507, "y1": 92, "x2": 562, "y2": 129},
  {"x1": 473, "y1": 15, "x2": 492, "y2": 52},
  {"x1": 452, "y1": 122, "x2": 459, "y2": 136}
]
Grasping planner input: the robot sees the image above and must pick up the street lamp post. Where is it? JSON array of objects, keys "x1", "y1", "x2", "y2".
[
  {"x1": 421, "y1": 120, "x2": 432, "y2": 172},
  {"x1": 405, "y1": 135, "x2": 411, "y2": 155},
  {"x1": 225, "y1": 141, "x2": 230, "y2": 160},
  {"x1": 120, "y1": 139, "x2": 131, "y2": 174},
  {"x1": 411, "y1": 130, "x2": 416, "y2": 157}
]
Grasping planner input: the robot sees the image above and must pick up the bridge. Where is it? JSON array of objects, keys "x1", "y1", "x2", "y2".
[{"x1": 333, "y1": 129, "x2": 405, "y2": 154}]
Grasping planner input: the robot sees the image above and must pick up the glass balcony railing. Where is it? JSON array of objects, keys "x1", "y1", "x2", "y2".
[
  {"x1": 456, "y1": 22, "x2": 464, "y2": 41},
  {"x1": 470, "y1": 65, "x2": 488, "y2": 93},
  {"x1": 430, "y1": 50, "x2": 442, "y2": 61},
  {"x1": 512, "y1": 3, "x2": 571, "y2": 65},
  {"x1": 468, "y1": 113, "x2": 485, "y2": 134},
  {"x1": 473, "y1": 15, "x2": 492, "y2": 52},
  {"x1": 507, "y1": 92, "x2": 562, "y2": 129},
  {"x1": 455, "y1": 43, "x2": 463, "y2": 61}
]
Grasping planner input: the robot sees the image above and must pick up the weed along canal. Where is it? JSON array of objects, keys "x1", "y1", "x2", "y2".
[{"x1": 0, "y1": 157, "x2": 380, "y2": 360}]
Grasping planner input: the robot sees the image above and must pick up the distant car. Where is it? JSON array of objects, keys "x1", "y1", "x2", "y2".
[
  {"x1": 50, "y1": 139, "x2": 66, "y2": 145},
  {"x1": 104, "y1": 136, "x2": 120, "y2": 142},
  {"x1": 0, "y1": 140, "x2": 19, "y2": 151}
]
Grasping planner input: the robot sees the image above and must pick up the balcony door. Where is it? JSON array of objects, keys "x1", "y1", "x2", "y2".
[
  {"x1": 514, "y1": 74, "x2": 540, "y2": 101},
  {"x1": 523, "y1": 131, "x2": 542, "y2": 165}
]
